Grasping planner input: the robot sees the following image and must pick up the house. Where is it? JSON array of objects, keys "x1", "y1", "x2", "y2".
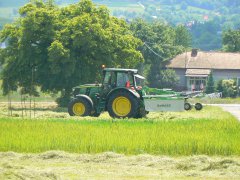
[{"x1": 167, "y1": 49, "x2": 240, "y2": 91}]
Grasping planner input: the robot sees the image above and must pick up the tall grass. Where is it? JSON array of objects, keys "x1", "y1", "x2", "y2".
[
  {"x1": 0, "y1": 116, "x2": 239, "y2": 156},
  {"x1": 191, "y1": 97, "x2": 240, "y2": 104}
]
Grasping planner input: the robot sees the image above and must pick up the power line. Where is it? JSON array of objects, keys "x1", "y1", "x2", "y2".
[
  {"x1": 144, "y1": 41, "x2": 184, "y2": 48},
  {"x1": 143, "y1": 42, "x2": 165, "y2": 59}
]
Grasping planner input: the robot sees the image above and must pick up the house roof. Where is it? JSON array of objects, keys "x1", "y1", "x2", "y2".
[
  {"x1": 167, "y1": 51, "x2": 240, "y2": 70},
  {"x1": 185, "y1": 69, "x2": 211, "y2": 77}
]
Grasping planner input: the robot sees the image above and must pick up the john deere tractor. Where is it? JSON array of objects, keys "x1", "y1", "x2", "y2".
[{"x1": 68, "y1": 68, "x2": 202, "y2": 118}]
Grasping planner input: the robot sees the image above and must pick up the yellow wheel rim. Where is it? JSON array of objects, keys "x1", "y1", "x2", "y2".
[
  {"x1": 73, "y1": 102, "x2": 85, "y2": 116},
  {"x1": 112, "y1": 96, "x2": 131, "y2": 117}
]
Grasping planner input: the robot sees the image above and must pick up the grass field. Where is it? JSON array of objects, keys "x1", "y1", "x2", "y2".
[
  {"x1": 1, "y1": 151, "x2": 240, "y2": 179},
  {"x1": 0, "y1": 103, "x2": 239, "y2": 156},
  {"x1": 192, "y1": 97, "x2": 240, "y2": 104},
  {"x1": 0, "y1": 103, "x2": 239, "y2": 179}
]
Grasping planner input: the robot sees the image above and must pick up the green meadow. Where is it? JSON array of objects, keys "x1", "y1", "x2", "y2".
[{"x1": 0, "y1": 105, "x2": 239, "y2": 156}]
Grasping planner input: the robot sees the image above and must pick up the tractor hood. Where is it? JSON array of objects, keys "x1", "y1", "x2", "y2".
[{"x1": 72, "y1": 84, "x2": 102, "y2": 97}]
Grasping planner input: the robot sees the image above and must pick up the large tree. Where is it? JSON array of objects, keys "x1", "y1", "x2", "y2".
[
  {"x1": 0, "y1": 0, "x2": 143, "y2": 106},
  {"x1": 223, "y1": 29, "x2": 240, "y2": 52},
  {"x1": 130, "y1": 19, "x2": 190, "y2": 88}
]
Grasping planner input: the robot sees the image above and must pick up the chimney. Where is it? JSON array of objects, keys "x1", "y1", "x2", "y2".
[{"x1": 191, "y1": 49, "x2": 198, "y2": 57}]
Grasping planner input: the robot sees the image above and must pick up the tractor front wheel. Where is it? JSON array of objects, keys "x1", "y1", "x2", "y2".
[
  {"x1": 68, "y1": 98, "x2": 92, "y2": 116},
  {"x1": 107, "y1": 91, "x2": 139, "y2": 118},
  {"x1": 184, "y1": 102, "x2": 192, "y2": 111}
]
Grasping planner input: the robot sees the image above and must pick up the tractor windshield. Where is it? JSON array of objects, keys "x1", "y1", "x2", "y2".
[
  {"x1": 135, "y1": 74, "x2": 145, "y2": 87},
  {"x1": 103, "y1": 71, "x2": 134, "y2": 88},
  {"x1": 116, "y1": 72, "x2": 134, "y2": 87}
]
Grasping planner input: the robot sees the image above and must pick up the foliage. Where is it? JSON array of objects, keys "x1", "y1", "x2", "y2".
[
  {"x1": 0, "y1": 0, "x2": 143, "y2": 107},
  {"x1": 0, "y1": 17, "x2": 12, "y2": 30},
  {"x1": 0, "y1": 108, "x2": 239, "y2": 155},
  {"x1": 130, "y1": 19, "x2": 189, "y2": 88},
  {"x1": 111, "y1": 0, "x2": 240, "y2": 51},
  {"x1": 157, "y1": 69, "x2": 179, "y2": 89},
  {"x1": 205, "y1": 72, "x2": 215, "y2": 94},
  {"x1": 190, "y1": 21, "x2": 222, "y2": 51},
  {"x1": 223, "y1": 29, "x2": 240, "y2": 52},
  {"x1": 2, "y1": 0, "x2": 240, "y2": 51},
  {"x1": 175, "y1": 25, "x2": 191, "y2": 48},
  {"x1": 216, "y1": 79, "x2": 223, "y2": 93},
  {"x1": 220, "y1": 79, "x2": 238, "y2": 98}
]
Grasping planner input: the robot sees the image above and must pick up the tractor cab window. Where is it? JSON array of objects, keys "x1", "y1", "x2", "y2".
[
  {"x1": 116, "y1": 72, "x2": 134, "y2": 87},
  {"x1": 103, "y1": 71, "x2": 111, "y2": 84},
  {"x1": 135, "y1": 74, "x2": 145, "y2": 88},
  {"x1": 103, "y1": 71, "x2": 116, "y2": 88}
]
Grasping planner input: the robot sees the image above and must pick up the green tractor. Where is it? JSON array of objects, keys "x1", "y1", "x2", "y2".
[{"x1": 68, "y1": 68, "x2": 202, "y2": 118}]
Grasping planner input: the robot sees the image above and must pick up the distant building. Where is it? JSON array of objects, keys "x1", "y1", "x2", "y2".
[{"x1": 167, "y1": 49, "x2": 240, "y2": 91}]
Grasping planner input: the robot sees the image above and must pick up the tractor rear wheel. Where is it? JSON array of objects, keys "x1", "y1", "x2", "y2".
[
  {"x1": 135, "y1": 100, "x2": 147, "y2": 118},
  {"x1": 107, "y1": 91, "x2": 139, "y2": 118},
  {"x1": 68, "y1": 98, "x2": 92, "y2": 116}
]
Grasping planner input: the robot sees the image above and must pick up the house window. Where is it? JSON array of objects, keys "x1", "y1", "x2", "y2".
[{"x1": 188, "y1": 77, "x2": 207, "y2": 91}]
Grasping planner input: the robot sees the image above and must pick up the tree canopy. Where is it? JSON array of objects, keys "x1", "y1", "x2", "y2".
[
  {"x1": 223, "y1": 29, "x2": 240, "y2": 52},
  {"x1": 0, "y1": 0, "x2": 143, "y2": 106},
  {"x1": 130, "y1": 19, "x2": 190, "y2": 88}
]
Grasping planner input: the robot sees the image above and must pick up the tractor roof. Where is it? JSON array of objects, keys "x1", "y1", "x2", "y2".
[{"x1": 103, "y1": 68, "x2": 138, "y2": 74}]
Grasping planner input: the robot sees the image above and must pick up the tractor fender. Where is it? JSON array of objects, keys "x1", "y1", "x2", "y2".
[
  {"x1": 76, "y1": 94, "x2": 93, "y2": 109},
  {"x1": 107, "y1": 88, "x2": 140, "y2": 100}
]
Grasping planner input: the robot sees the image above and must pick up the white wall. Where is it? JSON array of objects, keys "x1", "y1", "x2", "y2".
[
  {"x1": 172, "y1": 68, "x2": 240, "y2": 90},
  {"x1": 213, "y1": 69, "x2": 240, "y2": 81}
]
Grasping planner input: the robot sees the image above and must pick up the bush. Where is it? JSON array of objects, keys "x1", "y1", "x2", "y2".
[
  {"x1": 158, "y1": 69, "x2": 179, "y2": 89},
  {"x1": 216, "y1": 79, "x2": 223, "y2": 92},
  {"x1": 56, "y1": 95, "x2": 70, "y2": 107},
  {"x1": 205, "y1": 72, "x2": 215, "y2": 93},
  {"x1": 220, "y1": 79, "x2": 238, "y2": 98}
]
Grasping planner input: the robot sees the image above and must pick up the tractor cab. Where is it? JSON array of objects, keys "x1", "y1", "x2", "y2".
[
  {"x1": 102, "y1": 68, "x2": 146, "y2": 92},
  {"x1": 102, "y1": 68, "x2": 138, "y2": 89}
]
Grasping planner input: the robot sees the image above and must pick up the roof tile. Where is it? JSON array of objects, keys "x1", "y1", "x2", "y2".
[{"x1": 167, "y1": 51, "x2": 240, "y2": 70}]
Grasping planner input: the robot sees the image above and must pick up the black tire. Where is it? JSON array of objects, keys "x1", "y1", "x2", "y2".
[
  {"x1": 91, "y1": 111, "x2": 101, "y2": 117},
  {"x1": 68, "y1": 98, "x2": 92, "y2": 116},
  {"x1": 107, "y1": 90, "x2": 139, "y2": 118},
  {"x1": 135, "y1": 109, "x2": 147, "y2": 118},
  {"x1": 195, "y1": 103, "x2": 203, "y2": 111},
  {"x1": 184, "y1": 102, "x2": 192, "y2": 111},
  {"x1": 135, "y1": 100, "x2": 147, "y2": 118}
]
